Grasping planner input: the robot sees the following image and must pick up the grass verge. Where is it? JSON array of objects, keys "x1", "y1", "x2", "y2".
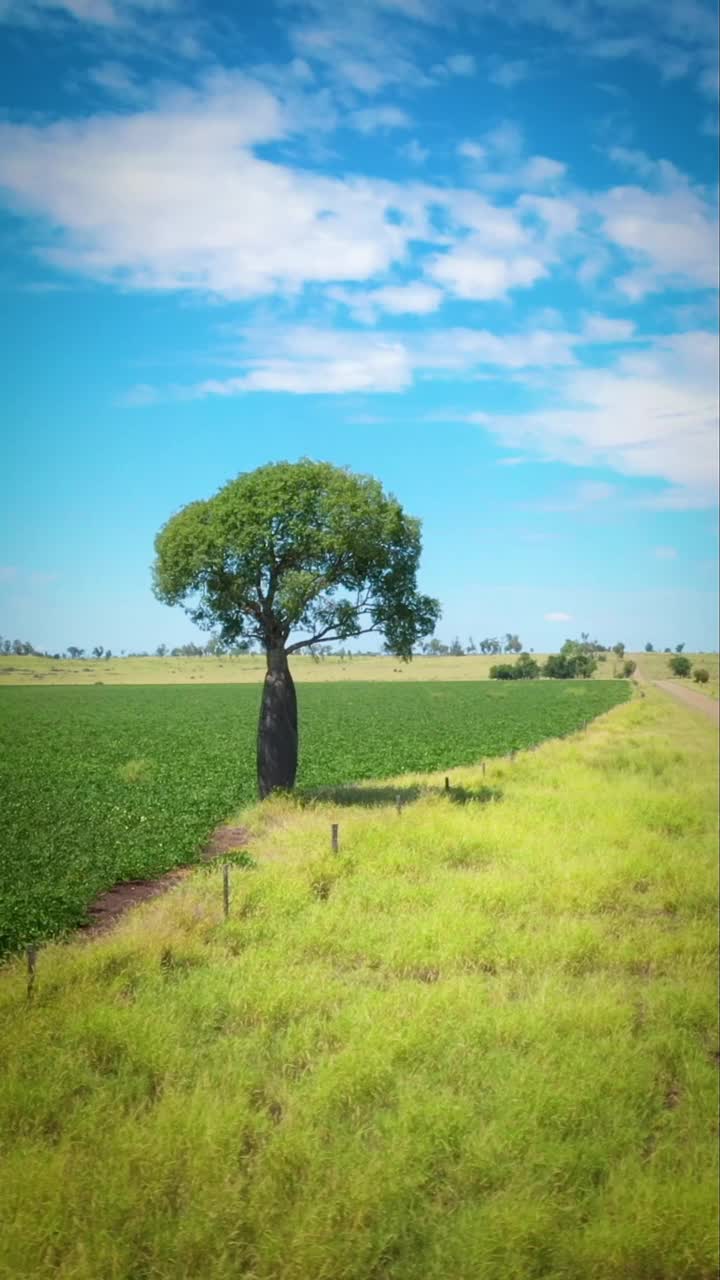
[{"x1": 0, "y1": 690, "x2": 717, "y2": 1280}]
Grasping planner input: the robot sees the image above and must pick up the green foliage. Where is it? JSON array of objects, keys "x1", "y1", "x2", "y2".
[
  {"x1": 490, "y1": 654, "x2": 539, "y2": 680},
  {"x1": 544, "y1": 643, "x2": 598, "y2": 679},
  {"x1": 153, "y1": 459, "x2": 440, "y2": 661},
  {"x1": 612, "y1": 642, "x2": 625, "y2": 658},
  {"x1": 0, "y1": 680, "x2": 630, "y2": 954},
  {"x1": 669, "y1": 655, "x2": 692, "y2": 678},
  {"x1": 0, "y1": 692, "x2": 716, "y2": 1280},
  {"x1": 645, "y1": 643, "x2": 654, "y2": 652},
  {"x1": 693, "y1": 668, "x2": 710, "y2": 684},
  {"x1": 623, "y1": 659, "x2": 637, "y2": 678},
  {"x1": 675, "y1": 643, "x2": 685, "y2": 653}
]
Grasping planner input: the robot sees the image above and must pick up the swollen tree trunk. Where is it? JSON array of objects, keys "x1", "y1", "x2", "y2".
[{"x1": 257, "y1": 646, "x2": 298, "y2": 799}]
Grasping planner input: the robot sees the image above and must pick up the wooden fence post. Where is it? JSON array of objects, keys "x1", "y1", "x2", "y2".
[
  {"x1": 26, "y1": 946, "x2": 37, "y2": 1001},
  {"x1": 331, "y1": 823, "x2": 339, "y2": 853},
  {"x1": 444, "y1": 776, "x2": 450, "y2": 793},
  {"x1": 395, "y1": 794, "x2": 401, "y2": 813}
]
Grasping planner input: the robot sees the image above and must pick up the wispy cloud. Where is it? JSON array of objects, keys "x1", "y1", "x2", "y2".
[
  {"x1": 433, "y1": 52, "x2": 476, "y2": 77},
  {"x1": 348, "y1": 105, "x2": 412, "y2": 133},
  {"x1": 476, "y1": 330, "x2": 719, "y2": 506},
  {"x1": 654, "y1": 545, "x2": 678, "y2": 560},
  {"x1": 544, "y1": 611, "x2": 572, "y2": 622},
  {"x1": 488, "y1": 59, "x2": 528, "y2": 89}
]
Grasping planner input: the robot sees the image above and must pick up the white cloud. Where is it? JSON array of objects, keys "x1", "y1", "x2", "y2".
[
  {"x1": 655, "y1": 546, "x2": 678, "y2": 559},
  {"x1": 489, "y1": 59, "x2": 528, "y2": 88},
  {"x1": 125, "y1": 322, "x2": 716, "y2": 509},
  {"x1": 426, "y1": 247, "x2": 547, "y2": 300},
  {"x1": 287, "y1": 4, "x2": 431, "y2": 94},
  {"x1": 576, "y1": 250, "x2": 611, "y2": 286},
  {"x1": 595, "y1": 179, "x2": 719, "y2": 297},
  {"x1": 87, "y1": 60, "x2": 143, "y2": 98},
  {"x1": 478, "y1": 330, "x2": 720, "y2": 505},
  {"x1": 184, "y1": 331, "x2": 414, "y2": 395},
  {"x1": 329, "y1": 281, "x2": 443, "y2": 321},
  {"x1": 520, "y1": 156, "x2": 566, "y2": 185},
  {"x1": 544, "y1": 612, "x2": 572, "y2": 622},
  {"x1": 130, "y1": 322, "x2": 586, "y2": 403},
  {"x1": 0, "y1": 566, "x2": 18, "y2": 584},
  {"x1": 0, "y1": 0, "x2": 175, "y2": 24},
  {"x1": 0, "y1": 80, "x2": 581, "y2": 305},
  {"x1": 0, "y1": 75, "x2": 437, "y2": 298},
  {"x1": 458, "y1": 125, "x2": 567, "y2": 190},
  {"x1": 349, "y1": 105, "x2": 412, "y2": 133},
  {"x1": 460, "y1": 0, "x2": 718, "y2": 101},
  {"x1": 519, "y1": 194, "x2": 580, "y2": 236},
  {"x1": 457, "y1": 140, "x2": 486, "y2": 162},
  {"x1": 581, "y1": 314, "x2": 636, "y2": 342}
]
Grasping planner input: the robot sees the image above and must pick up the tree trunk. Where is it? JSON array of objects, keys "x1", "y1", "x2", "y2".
[{"x1": 257, "y1": 646, "x2": 298, "y2": 798}]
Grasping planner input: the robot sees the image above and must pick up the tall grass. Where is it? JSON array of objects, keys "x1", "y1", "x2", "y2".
[{"x1": 0, "y1": 690, "x2": 717, "y2": 1279}]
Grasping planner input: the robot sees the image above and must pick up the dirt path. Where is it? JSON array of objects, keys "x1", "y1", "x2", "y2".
[
  {"x1": 79, "y1": 824, "x2": 249, "y2": 940},
  {"x1": 636, "y1": 666, "x2": 719, "y2": 724},
  {"x1": 650, "y1": 679, "x2": 719, "y2": 724}
]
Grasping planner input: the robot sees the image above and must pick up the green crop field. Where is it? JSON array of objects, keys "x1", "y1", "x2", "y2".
[{"x1": 0, "y1": 680, "x2": 630, "y2": 955}]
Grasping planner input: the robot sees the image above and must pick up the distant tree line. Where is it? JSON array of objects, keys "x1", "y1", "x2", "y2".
[
  {"x1": 0, "y1": 638, "x2": 37, "y2": 655},
  {"x1": 1, "y1": 633, "x2": 704, "y2": 668}
]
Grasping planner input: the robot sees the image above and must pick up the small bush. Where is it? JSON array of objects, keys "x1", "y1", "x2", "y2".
[
  {"x1": 622, "y1": 659, "x2": 637, "y2": 678},
  {"x1": 693, "y1": 667, "x2": 710, "y2": 684},
  {"x1": 547, "y1": 643, "x2": 598, "y2": 679},
  {"x1": 489, "y1": 653, "x2": 540, "y2": 681},
  {"x1": 668, "y1": 655, "x2": 692, "y2": 678}
]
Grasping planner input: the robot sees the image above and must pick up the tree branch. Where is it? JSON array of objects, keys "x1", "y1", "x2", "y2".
[{"x1": 285, "y1": 624, "x2": 379, "y2": 654}]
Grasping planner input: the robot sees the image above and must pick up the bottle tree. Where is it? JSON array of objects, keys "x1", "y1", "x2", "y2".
[{"x1": 153, "y1": 459, "x2": 440, "y2": 798}]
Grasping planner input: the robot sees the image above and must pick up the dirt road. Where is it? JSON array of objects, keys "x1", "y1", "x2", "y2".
[{"x1": 636, "y1": 667, "x2": 719, "y2": 725}]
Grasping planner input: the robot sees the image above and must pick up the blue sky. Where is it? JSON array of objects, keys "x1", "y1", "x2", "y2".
[{"x1": 0, "y1": 0, "x2": 718, "y2": 655}]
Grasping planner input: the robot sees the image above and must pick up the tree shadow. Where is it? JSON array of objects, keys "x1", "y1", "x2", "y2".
[{"x1": 297, "y1": 782, "x2": 502, "y2": 810}]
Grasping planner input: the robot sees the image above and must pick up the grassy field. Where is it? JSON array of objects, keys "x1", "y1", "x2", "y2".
[
  {"x1": 0, "y1": 651, "x2": 622, "y2": 685},
  {"x1": 0, "y1": 680, "x2": 629, "y2": 955},
  {"x1": 1, "y1": 649, "x2": 715, "y2": 688},
  {"x1": 0, "y1": 688, "x2": 716, "y2": 1280},
  {"x1": 634, "y1": 652, "x2": 719, "y2": 700}
]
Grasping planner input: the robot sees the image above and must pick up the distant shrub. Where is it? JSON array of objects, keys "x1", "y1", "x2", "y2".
[
  {"x1": 622, "y1": 659, "x2": 637, "y2": 678},
  {"x1": 489, "y1": 653, "x2": 540, "y2": 680},
  {"x1": 543, "y1": 653, "x2": 576, "y2": 679},
  {"x1": 598, "y1": 652, "x2": 607, "y2": 662},
  {"x1": 544, "y1": 650, "x2": 597, "y2": 679},
  {"x1": 668, "y1": 655, "x2": 691, "y2": 678},
  {"x1": 515, "y1": 653, "x2": 540, "y2": 679},
  {"x1": 693, "y1": 667, "x2": 709, "y2": 684}
]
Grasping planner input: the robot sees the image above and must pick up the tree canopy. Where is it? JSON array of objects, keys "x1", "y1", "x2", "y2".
[{"x1": 153, "y1": 459, "x2": 439, "y2": 661}]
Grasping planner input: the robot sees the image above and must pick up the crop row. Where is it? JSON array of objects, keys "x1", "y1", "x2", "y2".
[{"x1": 0, "y1": 679, "x2": 630, "y2": 954}]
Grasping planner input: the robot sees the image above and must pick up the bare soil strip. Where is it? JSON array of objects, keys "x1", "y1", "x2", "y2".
[{"x1": 78, "y1": 825, "x2": 249, "y2": 940}]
